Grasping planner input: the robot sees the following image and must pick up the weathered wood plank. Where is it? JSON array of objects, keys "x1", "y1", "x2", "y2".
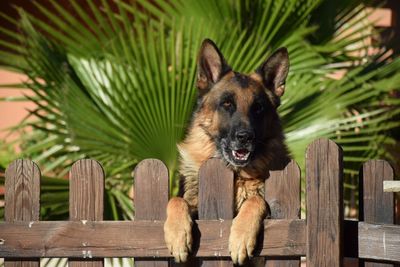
[
  {"x1": 0, "y1": 219, "x2": 306, "y2": 258},
  {"x1": 69, "y1": 159, "x2": 104, "y2": 267},
  {"x1": 306, "y1": 139, "x2": 343, "y2": 267},
  {"x1": 5, "y1": 159, "x2": 40, "y2": 267},
  {"x1": 361, "y1": 160, "x2": 395, "y2": 267},
  {"x1": 359, "y1": 222, "x2": 400, "y2": 263},
  {"x1": 361, "y1": 160, "x2": 395, "y2": 224},
  {"x1": 5, "y1": 160, "x2": 41, "y2": 222},
  {"x1": 198, "y1": 158, "x2": 234, "y2": 266},
  {"x1": 383, "y1": 181, "x2": 400, "y2": 193},
  {"x1": 198, "y1": 158, "x2": 234, "y2": 220},
  {"x1": 134, "y1": 159, "x2": 169, "y2": 267},
  {"x1": 69, "y1": 159, "x2": 104, "y2": 221},
  {"x1": 265, "y1": 160, "x2": 301, "y2": 267}
]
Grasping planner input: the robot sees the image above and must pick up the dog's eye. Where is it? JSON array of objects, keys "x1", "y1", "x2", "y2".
[
  {"x1": 222, "y1": 100, "x2": 233, "y2": 110},
  {"x1": 223, "y1": 101, "x2": 232, "y2": 107}
]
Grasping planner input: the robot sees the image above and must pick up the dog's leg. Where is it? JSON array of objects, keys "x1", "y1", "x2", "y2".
[
  {"x1": 229, "y1": 195, "x2": 267, "y2": 265},
  {"x1": 164, "y1": 197, "x2": 193, "y2": 263}
]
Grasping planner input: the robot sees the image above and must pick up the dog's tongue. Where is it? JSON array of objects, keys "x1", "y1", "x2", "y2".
[{"x1": 236, "y1": 149, "x2": 248, "y2": 157}]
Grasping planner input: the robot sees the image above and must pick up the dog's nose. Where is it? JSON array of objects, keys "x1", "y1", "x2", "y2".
[{"x1": 235, "y1": 130, "x2": 254, "y2": 143}]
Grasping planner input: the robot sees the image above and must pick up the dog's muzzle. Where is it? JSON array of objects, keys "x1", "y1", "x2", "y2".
[{"x1": 221, "y1": 129, "x2": 255, "y2": 167}]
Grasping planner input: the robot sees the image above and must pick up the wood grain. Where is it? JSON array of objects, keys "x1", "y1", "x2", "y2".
[
  {"x1": 265, "y1": 160, "x2": 301, "y2": 267},
  {"x1": 4, "y1": 159, "x2": 40, "y2": 267},
  {"x1": 198, "y1": 158, "x2": 234, "y2": 220},
  {"x1": 0, "y1": 219, "x2": 306, "y2": 258},
  {"x1": 359, "y1": 222, "x2": 400, "y2": 263},
  {"x1": 361, "y1": 160, "x2": 395, "y2": 267},
  {"x1": 198, "y1": 158, "x2": 235, "y2": 266},
  {"x1": 69, "y1": 159, "x2": 105, "y2": 267},
  {"x1": 134, "y1": 159, "x2": 169, "y2": 267},
  {"x1": 5, "y1": 159, "x2": 41, "y2": 222},
  {"x1": 3, "y1": 146, "x2": 398, "y2": 265},
  {"x1": 306, "y1": 139, "x2": 343, "y2": 267}
]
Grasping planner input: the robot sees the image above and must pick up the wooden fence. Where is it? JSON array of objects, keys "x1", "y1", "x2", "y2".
[{"x1": 0, "y1": 138, "x2": 399, "y2": 267}]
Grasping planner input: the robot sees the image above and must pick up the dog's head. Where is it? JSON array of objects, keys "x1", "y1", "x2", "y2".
[{"x1": 195, "y1": 39, "x2": 289, "y2": 168}]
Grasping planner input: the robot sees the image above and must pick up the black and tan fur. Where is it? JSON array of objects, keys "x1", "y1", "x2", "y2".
[{"x1": 164, "y1": 39, "x2": 290, "y2": 265}]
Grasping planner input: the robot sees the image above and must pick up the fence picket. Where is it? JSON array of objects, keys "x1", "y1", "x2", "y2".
[
  {"x1": 265, "y1": 160, "x2": 301, "y2": 267},
  {"x1": 198, "y1": 158, "x2": 234, "y2": 267},
  {"x1": 360, "y1": 160, "x2": 395, "y2": 267},
  {"x1": 134, "y1": 159, "x2": 169, "y2": 267},
  {"x1": 306, "y1": 139, "x2": 343, "y2": 267},
  {"x1": 1, "y1": 139, "x2": 399, "y2": 266},
  {"x1": 69, "y1": 159, "x2": 105, "y2": 267},
  {"x1": 5, "y1": 159, "x2": 41, "y2": 267}
]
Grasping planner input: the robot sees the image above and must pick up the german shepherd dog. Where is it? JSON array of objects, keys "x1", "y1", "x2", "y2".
[{"x1": 164, "y1": 39, "x2": 290, "y2": 265}]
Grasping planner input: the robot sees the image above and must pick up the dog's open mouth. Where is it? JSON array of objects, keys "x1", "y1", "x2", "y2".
[
  {"x1": 220, "y1": 139, "x2": 253, "y2": 167},
  {"x1": 232, "y1": 149, "x2": 250, "y2": 161}
]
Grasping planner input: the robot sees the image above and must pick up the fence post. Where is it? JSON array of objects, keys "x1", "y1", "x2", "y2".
[
  {"x1": 69, "y1": 159, "x2": 105, "y2": 267},
  {"x1": 360, "y1": 160, "x2": 395, "y2": 267},
  {"x1": 198, "y1": 158, "x2": 234, "y2": 267},
  {"x1": 5, "y1": 159, "x2": 41, "y2": 267},
  {"x1": 306, "y1": 139, "x2": 343, "y2": 267},
  {"x1": 265, "y1": 160, "x2": 301, "y2": 267},
  {"x1": 133, "y1": 159, "x2": 170, "y2": 267}
]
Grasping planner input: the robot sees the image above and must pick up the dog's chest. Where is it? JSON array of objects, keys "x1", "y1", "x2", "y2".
[{"x1": 234, "y1": 177, "x2": 264, "y2": 211}]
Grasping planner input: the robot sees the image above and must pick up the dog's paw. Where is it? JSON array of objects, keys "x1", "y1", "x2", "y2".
[
  {"x1": 228, "y1": 217, "x2": 258, "y2": 265},
  {"x1": 164, "y1": 214, "x2": 193, "y2": 262},
  {"x1": 163, "y1": 198, "x2": 193, "y2": 263}
]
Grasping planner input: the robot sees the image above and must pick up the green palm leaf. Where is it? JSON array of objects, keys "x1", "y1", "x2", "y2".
[{"x1": 0, "y1": 0, "x2": 399, "y2": 221}]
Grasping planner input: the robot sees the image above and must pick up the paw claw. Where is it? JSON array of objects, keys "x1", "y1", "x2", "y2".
[{"x1": 172, "y1": 247, "x2": 189, "y2": 263}]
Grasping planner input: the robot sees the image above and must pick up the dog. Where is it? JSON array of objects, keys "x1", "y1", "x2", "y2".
[{"x1": 164, "y1": 39, "x2": 290, "y2": 265}]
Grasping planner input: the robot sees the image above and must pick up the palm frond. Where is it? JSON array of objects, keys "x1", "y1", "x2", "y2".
[{"x1": 0, "y1": 0, "x2": 399, "y2": 220}]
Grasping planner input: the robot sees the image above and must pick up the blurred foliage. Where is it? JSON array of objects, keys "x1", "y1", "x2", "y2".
[
  {"x1": 0, "y1": 141, "x2": 16, "y2": 170},
  {"x1": 0, "y1": 0, "x2": 399, "y2": 220}
]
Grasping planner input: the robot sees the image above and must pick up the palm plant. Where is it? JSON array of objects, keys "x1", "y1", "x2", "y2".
[{"x1": 0, "y1": 0, "x2": 399, "y2": 221}]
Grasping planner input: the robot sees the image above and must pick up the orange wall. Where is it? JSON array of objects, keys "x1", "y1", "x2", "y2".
[{"x1": 0, "y1": 70, "x2": 35, "y2": 145}]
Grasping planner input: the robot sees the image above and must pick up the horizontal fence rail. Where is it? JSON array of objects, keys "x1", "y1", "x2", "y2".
[
  {"x1": 0, "y1": 220, "x2": 400, "y2": 262},
  {"x1": 359, "y1": 222, "x2": 400, "y2": 262},
  {"x1": 0, "y1": 138, "x2": 398, "y2": 266},
  {"x1": 0, "y1": 219, "x2": 306, "y2": 258},
  {"x1": 1, "y1": 220, "x2": 399, "y2": 262}
]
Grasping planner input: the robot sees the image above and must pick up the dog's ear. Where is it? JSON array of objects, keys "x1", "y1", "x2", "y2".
[
  {"x1": 196, "y1": 39, "x2": 231, "y2": 93},
  {"x1": 255, "y1": 47, "x2": 289, "y2": 98}
]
